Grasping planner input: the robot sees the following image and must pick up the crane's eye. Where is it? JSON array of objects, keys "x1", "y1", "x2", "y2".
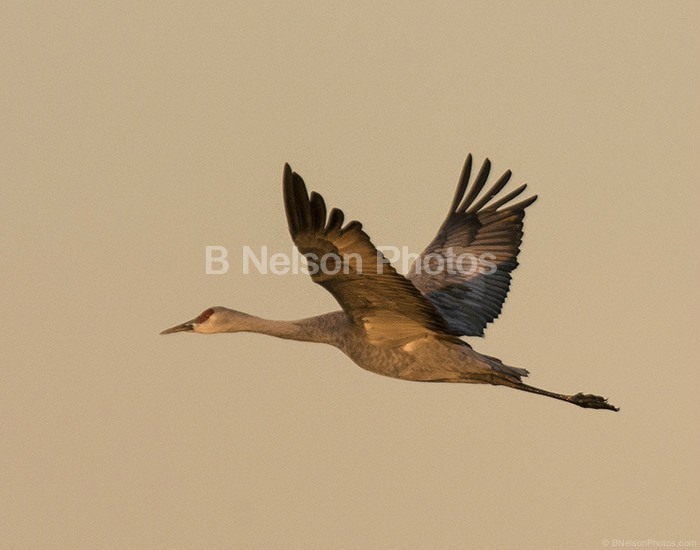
[{"x1": 194, "y1": 308, "x2": 215, "y2": 323}]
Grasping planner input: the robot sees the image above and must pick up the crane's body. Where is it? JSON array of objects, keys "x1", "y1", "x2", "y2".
[{"x1": 162, "y1": 155, "x2": 619, "y2": 411}]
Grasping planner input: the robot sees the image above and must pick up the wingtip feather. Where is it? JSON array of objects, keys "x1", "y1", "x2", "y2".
[
  {"x1": 457, "y1": 157, "x2": 491, "y2": 213},
  {"x1": 449, "y1": 154, "x2": 473, "y2": 213}
]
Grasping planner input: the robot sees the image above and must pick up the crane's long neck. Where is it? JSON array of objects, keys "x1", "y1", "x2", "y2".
[{"x1": 224, "y1": 310, "x2": 345, "y2": 346}]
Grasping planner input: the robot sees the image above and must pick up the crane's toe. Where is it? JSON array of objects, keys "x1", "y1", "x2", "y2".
[{"x1": 569, "y1": 392, "x2": 619, "y2": 412}]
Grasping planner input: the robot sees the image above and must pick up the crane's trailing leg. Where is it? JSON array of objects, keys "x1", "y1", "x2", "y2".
[
  {"x1": 495, "y1": 377, "x2": 619, "y2": 411},
  {"x1": 516, "y1": 382, "x2": 619, "y2": 411}
]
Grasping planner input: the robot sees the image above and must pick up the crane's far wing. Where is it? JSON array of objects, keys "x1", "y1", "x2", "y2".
[
  {"x1": 407, "y1": 155, "x2": 537, "y2": 337},
  {"x1": 283, "y1": 164, "x2": 450, "y2": 348}
]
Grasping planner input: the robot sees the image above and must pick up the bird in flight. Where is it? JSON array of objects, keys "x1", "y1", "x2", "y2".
[{"x1": 162, "y1": 155, "x2": 619, "y2": 411}]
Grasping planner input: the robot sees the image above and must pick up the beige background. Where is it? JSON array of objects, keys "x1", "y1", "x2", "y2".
[{"x1": 2, "y1": 2, "x2": 698, "y2": 549}]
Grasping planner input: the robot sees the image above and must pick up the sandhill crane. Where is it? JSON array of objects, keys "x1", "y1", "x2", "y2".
[{"x1": 162, "y1": 155, "x2": 619, "y2": 411}]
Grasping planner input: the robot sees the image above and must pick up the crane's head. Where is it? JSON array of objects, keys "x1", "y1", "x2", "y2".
[{"x1": 160, "y1": 306, "x2": 246, "y2": 335}]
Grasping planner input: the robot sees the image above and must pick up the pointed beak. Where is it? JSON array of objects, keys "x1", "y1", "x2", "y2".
[{"x1": 160, "y1": 321, "x2": 195, "y2": 335}]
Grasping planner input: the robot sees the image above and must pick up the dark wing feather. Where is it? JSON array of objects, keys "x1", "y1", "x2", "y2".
[
  {"x1": 283, "y1": 164, "x2": 451, "y2": 348},
  {"x1": 407, "y1": 155, "x2": 537, "y2": 337}
]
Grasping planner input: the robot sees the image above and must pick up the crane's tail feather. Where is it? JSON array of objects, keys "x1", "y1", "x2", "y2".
[{"x1": 483, "y1": 354, "x2": 529, "y2": 381}]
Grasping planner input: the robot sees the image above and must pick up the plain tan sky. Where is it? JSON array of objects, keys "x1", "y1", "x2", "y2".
[{"x1": 2, "y1": 2, "x2": 698, "y2": 549}]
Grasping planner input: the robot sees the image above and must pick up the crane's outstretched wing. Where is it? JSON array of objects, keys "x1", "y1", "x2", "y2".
[
  {"x1": 407, "y1": 155, "x2": 537, "y2": 337},
  {"x1": 283, "y1": 164, "x2": 451, "y2": 348}
]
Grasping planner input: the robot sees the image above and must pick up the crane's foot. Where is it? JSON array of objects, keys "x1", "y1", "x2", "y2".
[{"x1": 569, "y1": 392, "x2": 619, "y2": 411}]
